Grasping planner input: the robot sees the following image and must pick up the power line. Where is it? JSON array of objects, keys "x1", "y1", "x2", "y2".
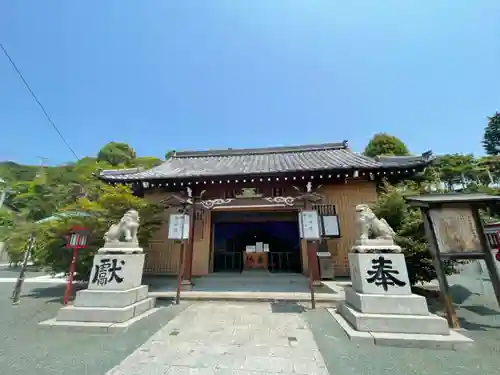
[{"x1": 0, "y1": 43, "x2": 80, "y2": 161}]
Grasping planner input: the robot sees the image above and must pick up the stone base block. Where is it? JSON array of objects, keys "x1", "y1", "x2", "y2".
[
  {"x1": 74, "y1": 285, "x2": 148, "y2": 308},
  {"x1": 56, "y1": 297, "x2": 155, "y2": 323},
  {"x1": 354, "y1": 238, "x2": 396, "y2": 247},
  {"x1": 340, "y1": 303, "x2": 449, "y2": 335},
  {"x1": 349, "y1": 253, "x2": 412, "y2": 295},
  {"x1": 327, "y1": 308, "x2": 474, "y2": 351},
  {"x1": 88, "y1": 253, "x2": 145, "y2": 291},
  {"x1": 97, "y1": 243, "x2": 143, "y2": 253},
  {"x1": 345, "y1": 287, "x2": 430, "y2": 315},
  {"x1": 39, "y1": 308, "x2": 159, "y2": 333},
  {"x1": 352, "y1": 245, "x2": 402, "y2": 253},
  {"x1": 371, "y1": 331, "x2": 474, "y2": 350}
]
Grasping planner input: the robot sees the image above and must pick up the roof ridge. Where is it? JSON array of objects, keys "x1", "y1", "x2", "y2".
[{"x1": 172, "y1": 141, "x2": 349, "y2": 158}]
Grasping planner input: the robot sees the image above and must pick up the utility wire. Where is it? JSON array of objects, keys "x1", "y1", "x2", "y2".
[{"x1": 0, "y1": 43, "x2": 80, "y2": 160}]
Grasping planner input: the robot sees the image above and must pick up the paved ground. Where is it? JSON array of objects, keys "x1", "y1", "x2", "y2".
[
  {"x1": 146, "y1": 272, "x2": 337, "y2": 294},
  {"x1": 0, "y1": 283, "x2": 188, "y2": 375},
  {"x1": 0, "y1": 264, "x2": 48, "y2": 280},
  {"x1": 106, "y1": 302, "x2": 328, "y2": 375},
  {"x1": 1, "y1": 276, "x2": 500, "y2": 374},
  {"x1": 306, "y1": 296, "x2": 500, "y2": 375}
]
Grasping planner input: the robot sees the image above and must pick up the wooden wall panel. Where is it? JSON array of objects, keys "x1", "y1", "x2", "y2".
[
  {"x1": 192, "y1": 210, "x2": 211, "y2": 276},
  {"x1": 320, "y1": 181, "x2": 378, "y2": 276},
  {"x1": 142, "y1": 192, "x2": 180, "y2": 275},
  {"x1": 143, "y1": 181, "x2": 378, "y2": 278}
]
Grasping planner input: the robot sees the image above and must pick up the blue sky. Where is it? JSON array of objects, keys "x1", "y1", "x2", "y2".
[{"x1": 1, "y1": 1, "x2": 499, "y2": 166}]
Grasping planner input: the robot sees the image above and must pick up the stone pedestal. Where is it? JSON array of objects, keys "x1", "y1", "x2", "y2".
[
  {"x1": 40, "y1": 250, "x2": 156, "y2": 332},
  {"x1": 330, "y1": 252, "x2": 474, "y2": 350}
]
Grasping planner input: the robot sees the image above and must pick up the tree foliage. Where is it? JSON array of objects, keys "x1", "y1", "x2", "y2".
[
  {"x1": 29, "y1": 184, "x2": 163, "y2": 280},
  {"x1": 97, "y1": 142, "x2": 137, "y2": 166},
  {"x1": 0, "y1": 141, "x2": 163, "y2": 270},
  {"x1": 132, "y1": 156, "x2": 162, "y2": 169},
  {"x1": 371, "y1": 183, "x2": 461, "y2": 285},
  {"x1": 364, "y1": 133, "x2": 410, "y2": 157},
  {"x1": 482, "y1": 112, "x2": 500, "y2": 156}
]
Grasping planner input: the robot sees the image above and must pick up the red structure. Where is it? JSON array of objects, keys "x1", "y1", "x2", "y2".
[
  {"x1": 63, "y1": 226, "x2": 89, "y2": 305},
  {"x1": 483, "y1": 223, "x2": 500, "y2": 262}
]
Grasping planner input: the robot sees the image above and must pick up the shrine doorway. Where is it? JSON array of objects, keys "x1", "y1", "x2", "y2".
[{"x1": 211, "y1": 210, "x2": 302, "y2": 273}]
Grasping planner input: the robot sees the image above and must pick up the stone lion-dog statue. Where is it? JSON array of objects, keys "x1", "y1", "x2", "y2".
[
  {"x1": 103, "y1": 209, "x2": 140, "y2": 245},
  {"x1": 355, "y1": 204, "x2": 395, "y2": 241}
]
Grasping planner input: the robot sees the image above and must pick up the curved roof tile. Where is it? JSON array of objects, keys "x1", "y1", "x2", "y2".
[{"x1": 99, "y1": 142, "x2": 432, "y2": 181}]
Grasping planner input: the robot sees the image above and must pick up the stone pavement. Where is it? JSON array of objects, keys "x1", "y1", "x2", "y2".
[
  {"x1": 2, "y1": 279, "x2": 500, "y2": 374},
  {"x1": 106, "y1": 302, "x2": 328, "y2": 375},
  {"x1": 0, "y1": 283, "x2": 188, "y2": 375}
]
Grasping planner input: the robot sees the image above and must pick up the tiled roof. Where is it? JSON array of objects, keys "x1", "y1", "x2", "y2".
[
  {"x1": 374, "y1": 151, "x2": 434, "y2": 167},
  {"x1": 99, "y1": 142, "x2": 432, "y2": 181}
]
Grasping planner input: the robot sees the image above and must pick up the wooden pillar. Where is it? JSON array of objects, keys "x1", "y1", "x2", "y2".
[
  {"x1": 423, "y1": 208, "x2": 460, "y2": 328},
  {"x1": 183, "y1": 199, "x2": 196, "y2": 286},
  {"x1": 308, "y1": 241, "x2": 320, "y2": 282}
]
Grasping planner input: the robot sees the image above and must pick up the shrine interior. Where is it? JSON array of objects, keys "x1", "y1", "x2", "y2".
[{"x1": 211, "y1": 210, "x2": 301, "y2": 273}]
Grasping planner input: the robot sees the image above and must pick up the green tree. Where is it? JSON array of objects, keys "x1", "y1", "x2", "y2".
[
  {"x1": 0, "y1": 162, "x2": 38, "y2": 182},
  {"x1": 433, "y1": 154, "x2": 481, "y2": 191},
  {"x1": 133, "y1": 156, "x2": 163, "y2": 169},
  {"x1": 0, "y1": 208, "x2": 16, "y2": 241},
  {"x1": 1, "y1": 220, "x2": 36, "y2": 265},
  {"x1": 371, "y1": 183, "x2": 460, "y2": 285},
  {"x1": 29, "y1": 184, "x2": 163, "y2": 280},
  {"x1": 364, "y1": 133, "x2": 410, "y2": 157},
  {"x1": 97, "y1": 142, "x2": 137, "y2": 167},
  {"x1": 482, "y1": 112, "x2": 500, "y2": 156}
]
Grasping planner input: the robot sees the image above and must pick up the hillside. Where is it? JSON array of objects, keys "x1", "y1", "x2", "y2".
[{"x1": 0, "y1": 161, "x2": 40, "y2": 183}]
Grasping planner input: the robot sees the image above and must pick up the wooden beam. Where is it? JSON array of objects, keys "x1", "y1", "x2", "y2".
[{"x1": 183, "y1": 198, "x2": 196, "y2": 285}]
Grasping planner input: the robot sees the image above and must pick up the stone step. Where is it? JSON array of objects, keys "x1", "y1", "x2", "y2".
[
  {"x1": 327, "y1": 308, "x2": 474, "y2": 351},
  {"x1": 149, "y1": 290, "x2": 342, "y2": 304},
  {"x1": 371, "y1": 331, "x2": 474, "y2": 350},
  {"x1": 340, "y1": 303, "x2": 450, "y2": 335},
  {"x1": 56, "y1": 297, "x2": 155, "y2": 323},
  {"x1": 74, "y1": 286, "x2": 149, "y2": 308},
  {"x1": 345, "y1": 287, "x2": 430, "y2": 315}
]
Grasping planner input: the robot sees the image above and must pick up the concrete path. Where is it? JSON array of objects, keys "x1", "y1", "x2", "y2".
[{"x1": 106, "y1": 302, "x2": 329, "y2": 375}]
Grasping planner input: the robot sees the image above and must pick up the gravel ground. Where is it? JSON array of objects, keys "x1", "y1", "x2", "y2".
[
  {"x1": 305, "y1": 294, "x2": 500, "y2": 375},
  {"x1": 0, "y1": 283, "x2": 188, "y2": 375}
]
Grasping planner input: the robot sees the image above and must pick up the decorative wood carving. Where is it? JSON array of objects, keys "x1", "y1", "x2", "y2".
[
  {"x1": 263, "y1": 196, "x2": 296, "y2": 206},
  {"x1": 200, "y1": 198, "x2": 235, "y2": 209}
]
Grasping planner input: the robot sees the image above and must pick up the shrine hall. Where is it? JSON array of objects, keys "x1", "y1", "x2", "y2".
[{"x1": 98, "y1": 141, "x2": 432, "y2": 284}]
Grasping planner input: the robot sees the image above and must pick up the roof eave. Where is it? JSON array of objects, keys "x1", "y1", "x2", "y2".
[{"x1": 97, "y1": 161, "x2": 429, "y2": 183}]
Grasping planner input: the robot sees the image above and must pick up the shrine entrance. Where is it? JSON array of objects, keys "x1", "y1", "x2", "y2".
[{"x1": 211, "y1": 210, "x2": 302, "y2": 273}]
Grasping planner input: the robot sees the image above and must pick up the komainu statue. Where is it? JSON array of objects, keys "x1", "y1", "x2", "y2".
[
  {"x1": 355, "y1": 204, "x2": 395, "y2": 242},
  {"x1": 103, "y1": 209, "x2": 140, "y2": 246}
]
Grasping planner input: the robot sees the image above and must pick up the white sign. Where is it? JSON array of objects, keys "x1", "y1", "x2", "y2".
[
  {"x1": 299, "y1": 210, "x2": 321, "y2": 240},
  {"x1": 322, "y1": 216, "x2": 340, "y2": 237},
  {"x1": 168, "y1": 214, "x2": 190, "y2": 240}
]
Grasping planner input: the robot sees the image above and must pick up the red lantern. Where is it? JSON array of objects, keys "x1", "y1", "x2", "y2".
[
  {"x1": 496, "y1": 251, "x2": 500, "y2": 262},
  {"x1": 63, "y1": 226, "x2": 89, "y2": 305},
  {"x1": 65, "y1": 226, "x2": 89, "y2": 249}
]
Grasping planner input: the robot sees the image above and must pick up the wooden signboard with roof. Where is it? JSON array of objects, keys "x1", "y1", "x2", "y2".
[{"x1": 406, "y1": 193, "x2": 500, "y2": 328}]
